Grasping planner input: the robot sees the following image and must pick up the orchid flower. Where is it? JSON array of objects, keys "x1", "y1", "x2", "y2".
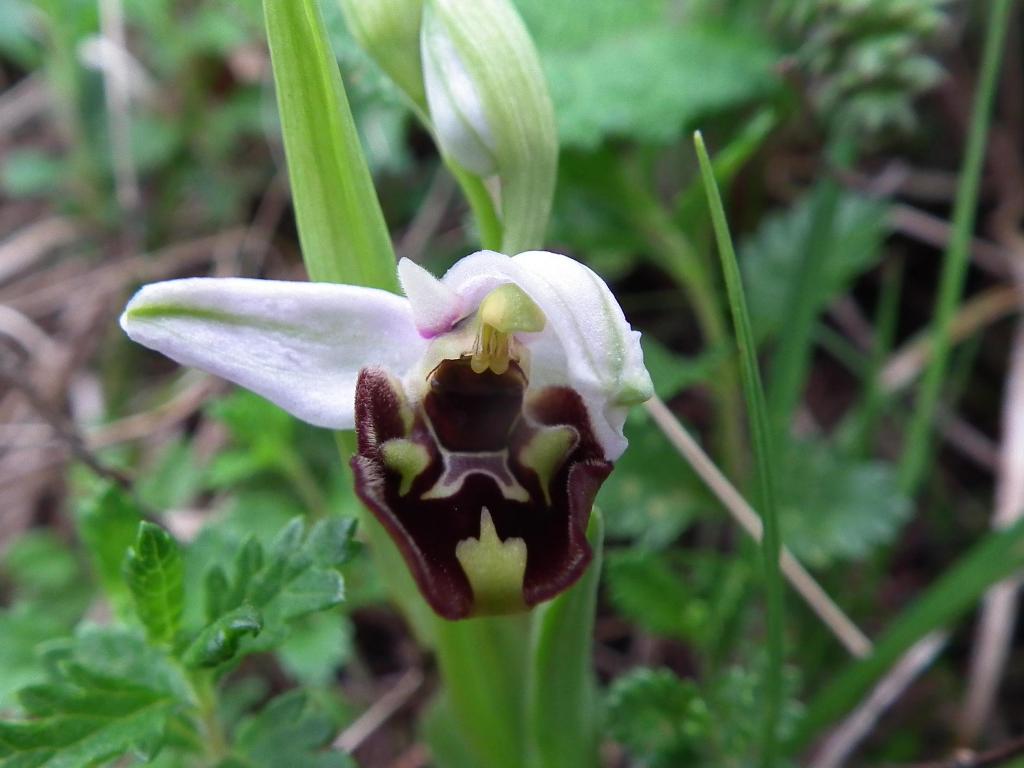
[{"x1": 121, "y1": 251, "x2": 652, "y2": 619}]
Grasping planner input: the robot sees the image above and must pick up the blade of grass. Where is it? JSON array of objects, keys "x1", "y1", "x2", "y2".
[
  {"x1": 791, "y1": 517, "x2": 1024, "y2": 749},
  {"x1": 263, "y1": 0, "x2": 399, "y2": 292},
  {"x1": 694, "y1": 131, "x2": 785, "y2": 768},
  {"x1": 899, "y1": 0, "x2": 1012, "y2": 492}
]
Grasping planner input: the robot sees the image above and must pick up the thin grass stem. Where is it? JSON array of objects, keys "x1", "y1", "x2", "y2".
[
  {"x1": 694, "y1": 131, "x2": 786, "y2": 768},
  {"x1": 899, "y1": 0, "x2": 1013, "y2": 492}
]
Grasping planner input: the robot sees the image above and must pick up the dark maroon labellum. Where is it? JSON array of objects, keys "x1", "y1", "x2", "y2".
[{"x1": 351, "y1": 357, "x2": 612, "y2": 620}]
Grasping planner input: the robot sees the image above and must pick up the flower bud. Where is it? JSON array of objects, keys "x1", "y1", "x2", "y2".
[
  {"x1": 420, "y1": 0, "x2": 558, "y2": 253},
  {"x1": 338, "y1": 0, "x2": 427, "y2": 108}
]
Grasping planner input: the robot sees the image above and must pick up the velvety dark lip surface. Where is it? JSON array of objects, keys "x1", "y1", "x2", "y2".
[{"x1": 352, "y1": 358, "x2": 612, "y2": 619}]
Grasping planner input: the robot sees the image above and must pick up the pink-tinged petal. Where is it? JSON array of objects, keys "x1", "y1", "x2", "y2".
[
  {"x1": 121, "y1": 277, "x2": 424, "y2": 430},
  {"x1": 439, "y1": 251, "x2": 652, "y2": 460},
  {"x1": 398, "y1": 258, "x2": 464, "y2": 337}
]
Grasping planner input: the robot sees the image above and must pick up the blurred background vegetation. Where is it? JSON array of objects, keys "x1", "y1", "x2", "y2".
[{"x1": 0, "y1": 0, "x2": 1022, "y2": 766}]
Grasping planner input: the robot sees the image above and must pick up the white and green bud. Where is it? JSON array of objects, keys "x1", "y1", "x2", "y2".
[
  {"x1": 338, "y1": 0, "x2": 426, "y2": 108},
  {"x1": 420, "y1": 0, "x2": 558, "y2": 254}
]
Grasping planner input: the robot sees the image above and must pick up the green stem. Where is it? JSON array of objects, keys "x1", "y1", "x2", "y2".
[
  {"x1": 189, "y1": 672, "x2": 229, "y2": 764},
  {"x1": 450, "y1": 163, "x2": 504, "y2": 251},
  {"x1": 695, "y1": 132, "x2": 785, "y2": 768},
  {"x1": 899, "y1": 0, "x2": 1012, "y2": 492},
  {"x1": 433, "y1": 615, "x2": 530, "y2": 768},
  {"x1": 846, "y1": 259, "x2": 904, "y2": 457}
]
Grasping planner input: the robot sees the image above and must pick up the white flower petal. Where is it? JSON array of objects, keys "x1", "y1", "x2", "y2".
[
  {"x1": 398, "y1": 257, "x2": 464, "y2": 337},
  {"x1": 121, "y1": 278, "x2": 425, "y2": 429},
  {"x1": 440, "y1": 251, "x2": 652, "y2": 459}
]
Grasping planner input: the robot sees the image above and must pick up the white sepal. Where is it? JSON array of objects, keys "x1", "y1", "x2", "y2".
[{"x1": 121, "y1": 277, "x2": 425, "y2": 429}]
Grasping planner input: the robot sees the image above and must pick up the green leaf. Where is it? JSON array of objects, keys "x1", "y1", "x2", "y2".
[
  {"x1": 696, "y1": 131, "x2": 785, "y2": 767},
  {"x1": 598, "y1": 411, "x2": 701, "y2": 550},
  {"x1": 262, "y1": 0, "x2": 399, "y2": 291},
  {"x1": 185, "y1": 517, "x2": 355, "y2": 669},
  {"x1": 0, "y1": 606, "x2": 70, "y2": 710},
  {"x1": 277, "y1": 614, "x2": 354, "y2": 687},
  {"x1": 740, "y1": 189, "x2": 887, "y2": 341},
  {"x1": 604, "y1": 550, "x2": 703, "y2": 642},
  {"x1": 0, "y1": 660, "x2": 177, "y2": 768},
  {"x1": 181, "y1": 605, "x2": 263, "y2": 669},
  {"x1": 777, "y1": 439, "x2": 911, "y2": 567},
  {"x1": 74, "y1": 485, "x2": 143, "y2": 613},
  {"x1": 231, "y1": 690, "x2": 353, "y2": 768},
  {"x1": 123, "y1": 523, "x2": 185, "y2": 644},
  {"x1": 516, "y1": 0, "x2": 779, "y2": 149},
  {"x1": 605, "y1": 668, "x2": 709, "y2": 768},
  {"x1": 525, "y1": 510, "x2": 603, "y2": 768},
  {"x1": 0, "y1": 150, "x2": 64, "y2": 198}
]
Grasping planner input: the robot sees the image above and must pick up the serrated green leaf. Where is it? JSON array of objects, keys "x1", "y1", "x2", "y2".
[
  {"x1": 0, "y1": 660, "x2": 177, "y2": 768},
  {"x1": 74, "y1": 485, "x2": 142, "y2": 612},
  {"x1": 605, "y1": 668, "x2": 709, "y2": 768},
  {"x1": 187, "y1": 517, "x2": 354, "y2": 668},
  {"x1": 740, "y1": 189, "x2": 887, "y2": 341},
  {"x1": 277, "y1": 570, "x2": 345, "y2": 621},
  {"x1": 515, "y1": 0, "x2": 779, "y2": 149},
  {"x1": 231, "y1": 690, "x2": 353, "y2": 768},
  {"x1": 604, "y1": 551, "x2": 704, "y2": 642},
  {"x1": 777, "y1": 438, "x2": 911, "y2": 567},
  {"x1": 123, "y1": 523, "x2": 185, "y2": 644},
  {"x1": 181, "y1": 605, "x2": 263, "y2": 669}
]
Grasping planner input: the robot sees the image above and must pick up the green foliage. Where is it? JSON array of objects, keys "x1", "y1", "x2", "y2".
[
  {"x1": 0, "y1": 643, "x2": 178, "y2": 768},
  {"x1": 124, "y1": 523, "x2": 185, "y2": 645},
  {"x1": 516, "y1": 0, "x2": 780, "y2": 148},
  {"x1": 75, "y1": 485, "x2": 143, "y2": 612},
  {"x1": 607, "y1": 664, "x2": 803, "y2": 768},
  {"x1": 181, "y1": 606, "x2": 263, "y2": 669},
  {"x1": 599, "y1": 411, "x2": 703, "y2": 550},
  {"x1": 0, "y1": 509, "x2": 356, "y2": 768},
  {"x1": 783, "y1": 0, "x2": 949, "y2": 138},
  {"x1": 777, "y1": 439, "x2": 911, "y2": 567},
  {"x1": 604, "y1": 550, "x2": 705, "y2": 642},
  {"x1": 606, "y1": 668, "x2": 709, "y2": 767},
  {"x1": 184, "y1": 517, "x2": 356, "y2": 670},
  {"x1": 227, "y1": 690, "x2": 353, "y2": 768},
  {"x1": 741, "y1": 189, "x2": 887, "y2": 341},
  {"x1": 0, "y1": 150, "x2": 64, "y2": 198}
]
